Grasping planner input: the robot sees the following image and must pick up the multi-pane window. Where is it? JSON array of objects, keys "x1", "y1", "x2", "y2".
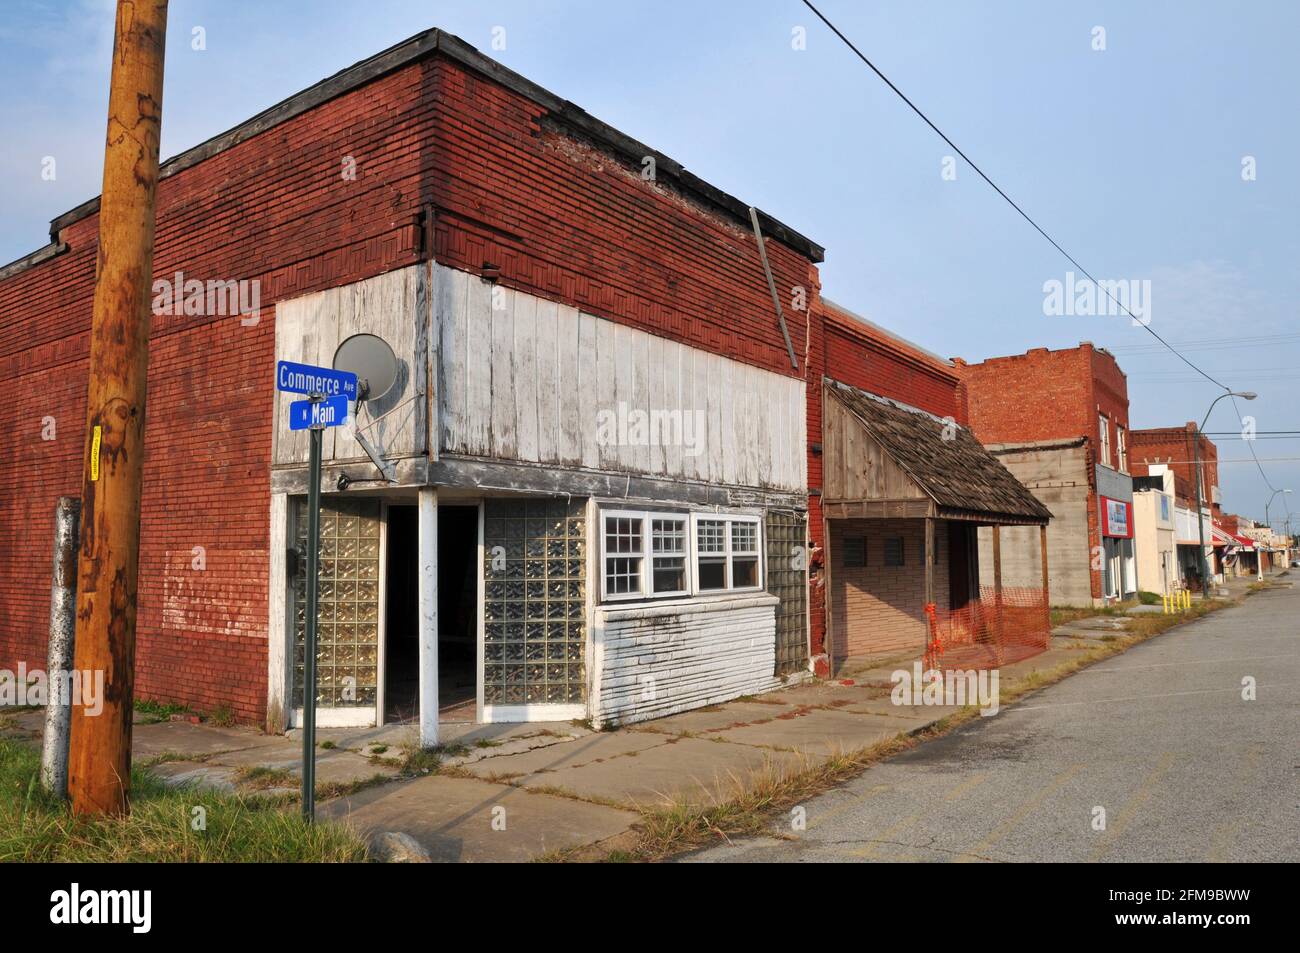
[
  {"x1": 1098, "y1": 413, "x2": 1111, "y2": 467},
  {"x1": 603, "y1": 515, "x2": 644, "y2": 596},
  {"x1": 651, "y1": 518, "x2": 688, "y2": 594},
  {"x1": 1116, "y1": 425, "x2": 1128, "y2": 472},
  {"x1": 730, "y1": 520, "x2": 760, "y2": 588},
  {"x1": 696, "y1": 519, "x2": 727, "y2": 590},
  {"x1": 600, "y1": 509, "x2": 761, "y2": 601},
  {"x1": 693, "y1": 514, "x2": 762, "y2": 593}
]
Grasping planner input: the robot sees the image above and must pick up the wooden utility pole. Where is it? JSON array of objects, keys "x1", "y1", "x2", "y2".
[{"x1": 68, "y1": 0, "x2": 168, "y2": 817}]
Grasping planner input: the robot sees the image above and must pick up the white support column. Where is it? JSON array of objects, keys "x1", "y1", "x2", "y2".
[{"x1": 418, "y1": 487, "x2": 439, "y2": 747}]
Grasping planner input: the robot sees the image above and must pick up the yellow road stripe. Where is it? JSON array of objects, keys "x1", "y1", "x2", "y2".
[
  {"x1": 847, "y1": 773, "x2": 988, "y2": 860},
  {"x1": 1088, "y1": 751, "x2": 1176, "y2": 862},
  {"x1": 1205, "y1": 745, "x2": 1262, "y2": 862},
  {"x1": 954, "y1": 763, "x2": 1084, "y2": 863}
]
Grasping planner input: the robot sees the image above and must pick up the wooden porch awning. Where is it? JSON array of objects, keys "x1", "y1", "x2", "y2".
[{"x1": 821, "y1": 380, "x2": 1051, "y2": 526}]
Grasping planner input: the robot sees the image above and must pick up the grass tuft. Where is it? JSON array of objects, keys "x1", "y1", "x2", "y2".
[{"x1": 0, "y1": 739, "x2": 365, "y2": 863}]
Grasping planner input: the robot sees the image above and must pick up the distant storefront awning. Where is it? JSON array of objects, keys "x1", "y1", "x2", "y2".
[{"x1": 1213, "y1": 525, "x2": 1258, "y2": 551}]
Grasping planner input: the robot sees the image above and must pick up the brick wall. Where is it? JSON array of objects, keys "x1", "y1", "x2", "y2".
[
  {"x1": 1130, "y1": 425, "x2": 1219, "y2": 514},
  {"x1": 958, "y1": 343, "x2": 1131, "y2": 601},
  {"x1": 821, "y1": 306, "x2": 962, "y2": 421},
  {"x1": 804, "y1": 305, "x2": 963, "y2": 672},
  {"x1": 0, "y1": 45, "x2": 822, "y2": 721},
  {"x1": 829, "y1": 518, "x2": 950, "y2": 659}
]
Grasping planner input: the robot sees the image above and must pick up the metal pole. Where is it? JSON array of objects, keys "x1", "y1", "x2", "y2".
[
  {"x1": 302, "y1": 420, "x2": 322, "y2": 821},
  {"x1": 68, "y1": 0, "x2": 168, "y2": 817},
  {"x1": 1193, "y1": 429, "x2": 1209, "y2": 599},
  {"x1": 41, "y1": 498, "x2": 81, "y2": 797}
]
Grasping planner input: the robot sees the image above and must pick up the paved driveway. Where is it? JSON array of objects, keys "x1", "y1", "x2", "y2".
[{"x1": 686, "y1": 584, "x2": 1300, "y2": 862}]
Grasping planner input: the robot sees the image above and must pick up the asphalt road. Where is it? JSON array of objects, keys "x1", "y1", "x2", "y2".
[{"x1": 687, "y1": 584, "x2": 1299, "y2": 862}]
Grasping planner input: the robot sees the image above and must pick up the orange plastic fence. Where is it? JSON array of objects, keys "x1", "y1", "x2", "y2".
[{"x1": 924, "y1": 586, "x2": 1050, "y2": 671}]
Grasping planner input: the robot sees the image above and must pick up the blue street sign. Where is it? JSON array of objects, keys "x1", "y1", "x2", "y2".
[
  {"x1": 289, "y1": 394, "x2": 351, "y2": 431},
  {"x1": 276, "y1": 360, "x2": 358, "y2": 400}
]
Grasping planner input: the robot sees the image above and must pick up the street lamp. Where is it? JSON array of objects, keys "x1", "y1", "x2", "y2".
[
  {"x1": 1264, "y1": 488, "x2": 1291, "y2": 576},
  {"x1": 1194, "y1": 391, "x2": 1255, "y2": 599}
]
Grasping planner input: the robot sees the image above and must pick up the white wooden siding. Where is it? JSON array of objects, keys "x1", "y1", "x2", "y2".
[
  {"x1": 433, "y1": 263, "x2": 807, "y2": 492},
  {"x1": 592, "y1": 594, "x2": 781, "y2": 726},
  {"x1": 273, "y1": 265, "x2": 426, "y2": 466}
]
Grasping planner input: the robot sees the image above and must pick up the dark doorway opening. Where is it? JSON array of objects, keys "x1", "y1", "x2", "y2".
[
  {"x1": 438, "y1": 506, "x2": 479, "y2": 721},
  {"x1": 385, "y1": 505, "x2": 420, "y2": 723},
  {"x1": 384, "y1": 504, "x2": 480, "y2": 724},
  {"x1": 948, "y1": 522, "x2": 979, "y2": 610}
]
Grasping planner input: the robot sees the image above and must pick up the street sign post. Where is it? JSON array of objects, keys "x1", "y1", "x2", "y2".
[
  {"x1": 289, "y1": 394, "x2": 350, "y2": 431},
  {"x1": 276, "y1": 360, "x2": 358, "y2": 401},
  {"x1": 276, "y1": 362, "x2": 355, "y2": 822}
]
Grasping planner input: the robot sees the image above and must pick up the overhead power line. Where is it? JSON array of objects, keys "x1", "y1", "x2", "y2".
[
  {"x1": 799, "y1": 0, "x2": 1291, "y2": 512},
  {"x1": 799, "y1": 0, "x2": 1232, "y2": 392}
]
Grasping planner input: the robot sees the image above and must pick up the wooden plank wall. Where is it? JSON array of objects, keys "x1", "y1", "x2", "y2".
[
  {"x1": 822, "y1": 391, "x2": 925, "y2": 503},
  {"x1": 593, "y1": 594, "x2": 781, "y2": 725},
  {"x1": 435, "y1": 263, "x2": 807, "y2": 492},
  {"x1": 272, "y1": 264, "x2": 426, "y2": 466}
]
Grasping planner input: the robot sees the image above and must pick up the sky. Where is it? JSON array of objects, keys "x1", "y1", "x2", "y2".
[{"x1": 3, "y1": 0, "x2": 1297, "y2": 526}]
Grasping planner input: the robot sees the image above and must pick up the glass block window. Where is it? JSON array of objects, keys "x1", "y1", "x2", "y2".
[
  {"x1": 766, "y1": 511, "x2": 809, "y2": 676},
  {"x1": 292, "y1": 498, "x2": 381, "y2": 709},
  {"x1": 483, "y1": 498, "x2": 587, "y2": 706}
]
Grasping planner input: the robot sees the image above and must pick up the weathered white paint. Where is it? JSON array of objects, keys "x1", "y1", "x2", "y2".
[
  {"x1": 417, "y1": 487, "x2": 439, "y2": 747},
  {"x1": 482, "y1": 704, "x2": 588, "y2": 723},
  {"x1": 266, "y1": 493, "x2": 290, "y2": 733},
  {"x1": 591, "y1": 594, "x2": 781, "y2": 726},
  {"x1": 433, "y1": 263, "x2": 807, "y2": 492},
  {"x1": 273, "y1": 265, "x2": 427, "y2": 467}
]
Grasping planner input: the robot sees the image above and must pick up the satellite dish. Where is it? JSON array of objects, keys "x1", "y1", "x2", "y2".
[{"x1": 334, "y1": 333, "x2": 398, "y2": 403}]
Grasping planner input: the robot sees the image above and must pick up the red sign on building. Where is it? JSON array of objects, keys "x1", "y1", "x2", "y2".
[{"x1": 1101, "y1": 496, "x2": 1133, "y2": 538}]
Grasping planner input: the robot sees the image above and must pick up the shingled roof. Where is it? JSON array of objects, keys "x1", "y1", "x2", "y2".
[{"x1": 825, "y1": 380, "x2": 1052, "y2": 525}]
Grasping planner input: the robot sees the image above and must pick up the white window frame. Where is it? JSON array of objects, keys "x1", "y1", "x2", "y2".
[
  {"x1": 1098, "y1": 413, "x2": 1111, "y2": 469},
  {"x1": 599, "y1": 509, "x2": 692, "y2": 602},
  {"x1": 648, "y1": 513, "x2": 692, "y2": 599},
  {"x1": 690, "y1": 513, "x2": 764, "y2": 595},
  {"x1": 1116, "y1": 424, "x2": 1128, "y2": 473},
  {"x1": 597, "y1": 508, "x2": 763, "y2": 603}
]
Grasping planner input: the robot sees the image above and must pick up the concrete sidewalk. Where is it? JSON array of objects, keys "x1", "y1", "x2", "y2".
[{"x1": 1, "y1": 625, "x2": 1119, "y2": 862}]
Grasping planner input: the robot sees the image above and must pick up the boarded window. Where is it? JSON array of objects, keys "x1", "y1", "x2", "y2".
[
  {"x1": 884, "y1": 537, "x2": 905, "y2": 567},
  {"x1": 842, "y1": 536, "x2": 867, "y2": 568}
]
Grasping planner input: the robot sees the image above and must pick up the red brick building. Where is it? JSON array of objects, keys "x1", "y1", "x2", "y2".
[
  {"x1": 957, "y1": 343, "x2": 1135, "y2": 605},
  {"x1": 1129, "y1": 424, "x2": 1221, "y2": 517},
  {"x1": 812, "y1": 302, "x2": 1049, "y2": 669},
  {"x1": 0, "y1": 28, "x2": 1048, "y2": 735}
]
